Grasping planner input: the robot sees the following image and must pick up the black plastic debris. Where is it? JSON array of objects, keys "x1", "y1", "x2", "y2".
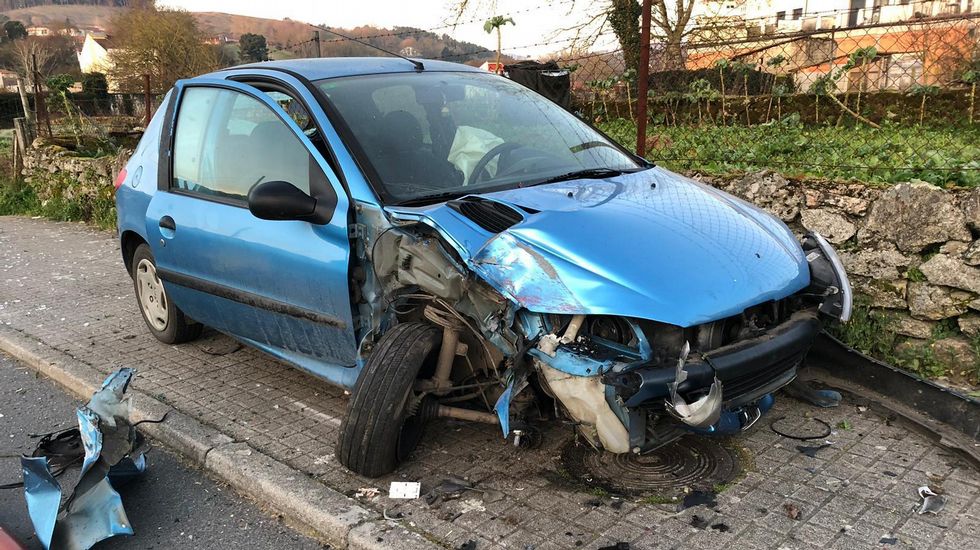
[
  {"x1": 879, "y1": 536, "x2": 898, "y2": 545},
  {"x1": 424, "y1": 478, "x2": 474, "y2": 506},
  {"x1": 677, "y1": 490, "x2": 717, "y2": 511},
  {"x1": 710, "y1": 523, "x2": 731, "y2": 532},
  {"x1": 597, "y1": 543, "x2": 630, "y2": 550},
  {"x1": 690, "y1": 515, "x2": 710, "y2": 529},
  {"x1": 458, "y1": 540, "x2": 477, "y2": 550},
  {"x1": 770, "y1": 416, "x2": 833, "y2": 440}
]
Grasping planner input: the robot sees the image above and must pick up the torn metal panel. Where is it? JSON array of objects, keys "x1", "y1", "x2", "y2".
[
  {"x1": 20, "y1": 456, "x2": 60, "y2": 549},
  {"x1": 21, "y1": 368, "x2": 144, "y2": 550}
]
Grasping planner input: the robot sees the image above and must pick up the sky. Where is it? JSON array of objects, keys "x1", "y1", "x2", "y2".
[{"x1": 157, "y1": 0, "x2": 619, "y2": 58}]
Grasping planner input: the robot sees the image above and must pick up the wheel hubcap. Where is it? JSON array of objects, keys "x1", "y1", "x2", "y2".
[{"x1": 136, "y1": 259, "x2": 168, "y2": 331}]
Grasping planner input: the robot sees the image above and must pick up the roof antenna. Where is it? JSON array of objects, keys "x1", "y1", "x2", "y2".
[{"x1": 311, "y1": 25, "x2": 424, "y2": 71}]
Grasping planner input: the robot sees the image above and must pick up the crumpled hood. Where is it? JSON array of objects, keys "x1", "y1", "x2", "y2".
[{"x1": 386, "y1": 167, "x2": 809, "y2": 327}]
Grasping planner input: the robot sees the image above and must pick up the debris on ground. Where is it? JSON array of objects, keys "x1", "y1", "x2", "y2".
[
  {"x1": 770, "y1": 416, "x2": 833, "y2": 440},
  {"x1": 382, "y1": 509, "x2": 404, "y2": 520},
  {"x1": 883, "y1": 471, "x2": 898, "y2": 477},
  {"x1": 457, "y1": 539, "x2": 477, "y2": 550},
  {"x1": 836, "y1": 419, "x2": 852, "y2": 430},
  {"x1": 355, "y1": 487, "x2": 380, "y2": 499},
  {"x1": 783, "y1": 503, "x2": 802, "y2": 520},
  {"x1": 710, "y1": 523, "x2": 730, "y2": 532},
  {"x1": 690, "y1": 515, "x2": 710, "y2": 529},
  {"x1": 388, "y1": 481, "x2": 421, "y2": 499},
  {"x1": 458, "y1": 498, "x2": 487, "y2": 514},
  {"x1": 785, "y1": 379, "x2": 842, "y2": 408},
  {"x1": 19, "y1": 368, "x2": 149, "y2": 550},
  {"x1": 796, "y1": 443, "x2": 832, "y2": 458},
  {"x1": 677, "y1": 490, "x2": 717, "y2": 511},
  {"x1": 597, "y1": 543, "x2": 630, "y2": 550},
  {"x1": 879, "y1": 535, "x2": 898, "y2": 545},
  {"x1": 424, "y1": 478, "x2": 473, "y2": 506},
  {"x1": 917, "y1": 486, "x2": 946, "y2": 515}
]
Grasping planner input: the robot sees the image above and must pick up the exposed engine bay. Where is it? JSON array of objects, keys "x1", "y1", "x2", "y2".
[{"x1": 352, "y1": 200, "x2": 852, "y2": 456}]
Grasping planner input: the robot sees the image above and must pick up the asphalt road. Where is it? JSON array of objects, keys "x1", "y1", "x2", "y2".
[{"x1": 0, "y1": 352, "x2": 325, "y2": 550}]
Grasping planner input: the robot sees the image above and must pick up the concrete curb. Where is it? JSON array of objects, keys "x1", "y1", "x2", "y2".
[{"x1": 0, "y1": 325, "x2": 440, "y2": 549}]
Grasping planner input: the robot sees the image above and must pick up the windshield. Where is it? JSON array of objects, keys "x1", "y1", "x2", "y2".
[{"x1": 316, "y1": 71, "x2": 642, "y2": 204}]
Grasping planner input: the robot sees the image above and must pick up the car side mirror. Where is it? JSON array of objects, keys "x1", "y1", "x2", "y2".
[{"x1": 247, "y1": 180, "x2": 331, "y2": 224}]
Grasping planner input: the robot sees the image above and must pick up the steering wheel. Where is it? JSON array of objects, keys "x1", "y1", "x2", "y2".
[{"x1": 469, "y1": 142, "x2": 523, "y2": 186}]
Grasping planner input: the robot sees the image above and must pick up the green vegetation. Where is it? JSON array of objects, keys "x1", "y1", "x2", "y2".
[
  {"x1": 598, "y1": 119, "x2": 980, "y2": 187},
  {"x1": 826, "y1": 301, "x2": 965, "y2": 381},
  {"x1": 0, "y1": 179, "x2": 115, "y2": 230}
]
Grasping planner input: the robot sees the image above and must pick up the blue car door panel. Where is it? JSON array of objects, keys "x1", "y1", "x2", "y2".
[{"x1": 145, "y1": 79, "x2": 357, "y2": 368}]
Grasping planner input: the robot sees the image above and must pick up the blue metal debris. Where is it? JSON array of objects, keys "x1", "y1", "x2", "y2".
[{"x1": 21, "y1": 368, "x2": 145, "y2": 550}]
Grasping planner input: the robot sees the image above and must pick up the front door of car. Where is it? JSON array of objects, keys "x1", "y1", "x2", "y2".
[{"x1": 145, "y1": 80, "x2": 358, "y2": 368}]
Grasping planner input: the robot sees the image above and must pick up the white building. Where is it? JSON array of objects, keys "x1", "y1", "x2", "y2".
[{"x1": 698, "y1": 0, "x2": 977, "y2": 35}]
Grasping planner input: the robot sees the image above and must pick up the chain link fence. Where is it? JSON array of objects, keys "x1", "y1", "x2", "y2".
[{"x1": 559, "y1": 12, "x2": 980, "y2": 186}]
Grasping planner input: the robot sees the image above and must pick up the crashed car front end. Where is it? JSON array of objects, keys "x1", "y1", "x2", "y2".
[{"x1": 366, "y1": 167, "x2": 851, "y2": 456}]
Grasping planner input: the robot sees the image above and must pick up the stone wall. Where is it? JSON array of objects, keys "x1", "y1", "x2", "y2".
[
  {"x1": 21, "y1": 137, "x2": 129, "y2": 208},
  {"x1": 701, "y1": 171, "x2": 979, "y2": 377}
]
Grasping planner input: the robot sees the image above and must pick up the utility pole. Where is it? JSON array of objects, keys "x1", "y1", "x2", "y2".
[
  {"x1": 312, "y1": 30, "x2": 321, "y2": 57},
  {"x1": 636, "y1": 0, "x2": 652, "y2": 158}
]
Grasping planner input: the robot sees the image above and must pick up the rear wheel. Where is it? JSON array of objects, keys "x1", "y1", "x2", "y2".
[
  {"x1": 131, "y1": 243, "x2": 202, "y2": 344},
  {"x1": 336, "y1": 322, "x2": 441, "y2": 477}
]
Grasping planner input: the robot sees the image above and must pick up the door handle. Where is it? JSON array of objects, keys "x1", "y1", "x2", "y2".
[{"x1": 159, "y1": 216, "x2": 176, "y2": 231}]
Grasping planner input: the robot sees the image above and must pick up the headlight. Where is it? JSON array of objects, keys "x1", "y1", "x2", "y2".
[{"x1": 803, "y1": 232, "x2": 852, "y2": 323}]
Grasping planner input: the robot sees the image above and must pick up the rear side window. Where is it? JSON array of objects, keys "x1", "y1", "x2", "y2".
[{"x1": 172, "y1": 87, "x2": 317, "y2": 202}]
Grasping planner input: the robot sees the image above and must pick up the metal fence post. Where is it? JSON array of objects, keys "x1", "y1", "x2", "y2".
[
  {"x1": 636, "y1": 0, "x2": 652, "y2": 158},
  {"x1": 143, "y1": 74, "x2": 152, "y2": 128}
]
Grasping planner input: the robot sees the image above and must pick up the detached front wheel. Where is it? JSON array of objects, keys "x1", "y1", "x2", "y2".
[{"x1": 336, "y1": 322, "x2": 442, "y2": 477}]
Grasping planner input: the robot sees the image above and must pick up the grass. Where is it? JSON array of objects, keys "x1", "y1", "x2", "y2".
[
  {"x1": 598, "y1": 119, "x2": 980, "y2": 187},
  {"x1": 827, "y1": 300, "x2": 977, "y2": 382},
  {"x1": 0, "y1": 179, "x2": 116, "y2": 230}
]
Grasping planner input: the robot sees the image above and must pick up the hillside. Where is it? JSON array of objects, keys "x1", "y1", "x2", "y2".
[
  {"x1": 1, "y1": 4, "x2": 499, "y2": 63},
  {"x1": 2, "y1": 4, "x2": 124, "y2": 27}
]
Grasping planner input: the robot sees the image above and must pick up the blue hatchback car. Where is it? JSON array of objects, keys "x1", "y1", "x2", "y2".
[{"x1": 115, "y1": 58, "x2": 851, "y2": 477}]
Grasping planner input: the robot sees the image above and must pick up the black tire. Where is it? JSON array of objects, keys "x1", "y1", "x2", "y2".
[
  {"x1": 336, "y1": 322, "x2": 442, "y2": 477},
  {"x1": 131, "y1": 243, "x2": 202, "y2": 345}
]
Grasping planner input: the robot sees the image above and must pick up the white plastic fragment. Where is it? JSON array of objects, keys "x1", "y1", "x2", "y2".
[
  {"x1": 389, "y1": 481, "x2": 421, "y2": 499},
  {"x1": 917, "y1": 486, "x2": 946, "y2": 515}
]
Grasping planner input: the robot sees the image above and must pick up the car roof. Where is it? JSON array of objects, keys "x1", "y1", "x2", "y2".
[{"x1": 213, "y1": 57, "x2": 484, "y2": 81}]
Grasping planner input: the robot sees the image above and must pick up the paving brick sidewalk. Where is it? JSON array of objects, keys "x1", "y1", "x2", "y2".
[{"x1": 1, "y1": 215, "x2": 978, "y2": 549}]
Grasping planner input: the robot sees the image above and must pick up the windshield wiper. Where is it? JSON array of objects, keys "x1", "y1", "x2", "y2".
[
  {"x1": 536, "y1": 168, "x2": 634, "y2": 185},
  {"x1": 395, "y1": 190, "x2": 466, "y2": 207}
]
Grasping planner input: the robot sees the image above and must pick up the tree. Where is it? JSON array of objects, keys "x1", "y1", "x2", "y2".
[
  {"x1": 3, "y1": 20, "x2": 27, "y2": 42},
  {"x1": 483, "y1": 15, "x2": 514, "y2": 74},
  {"x1": 107, "y1": 6, "x2": 218, "y2": 92},
  {"x1": 650, "y1": 1, "x2": 695, "y2": 70},
  {"x1": 239, "y1": 33, "x2": 268, "y2": 64},
  {"x1": 11, "y1": 38, "x2": 57, "y2": 85},
  {"x1": 608, "y1": 0, "x2": 642, "y2": 74}
]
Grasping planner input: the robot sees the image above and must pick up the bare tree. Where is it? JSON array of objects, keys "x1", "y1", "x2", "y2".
[
  {"x1": 651, "y1": 1, "x2": 695, "y2": 70},
  {"x1": 107, "y1": 6, "x2": 218, "y2": 92},
  {"x1": 11, "y1": 38, "x2": 56, "y2": 86}
]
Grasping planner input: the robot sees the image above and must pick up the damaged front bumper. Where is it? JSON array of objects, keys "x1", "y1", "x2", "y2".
[
  {"x1": 606, "y1": 309, "x2": 821, "y2": 410},
  {"x1": 509, "y1": 230, "x2": 849, "y2": 455}
]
